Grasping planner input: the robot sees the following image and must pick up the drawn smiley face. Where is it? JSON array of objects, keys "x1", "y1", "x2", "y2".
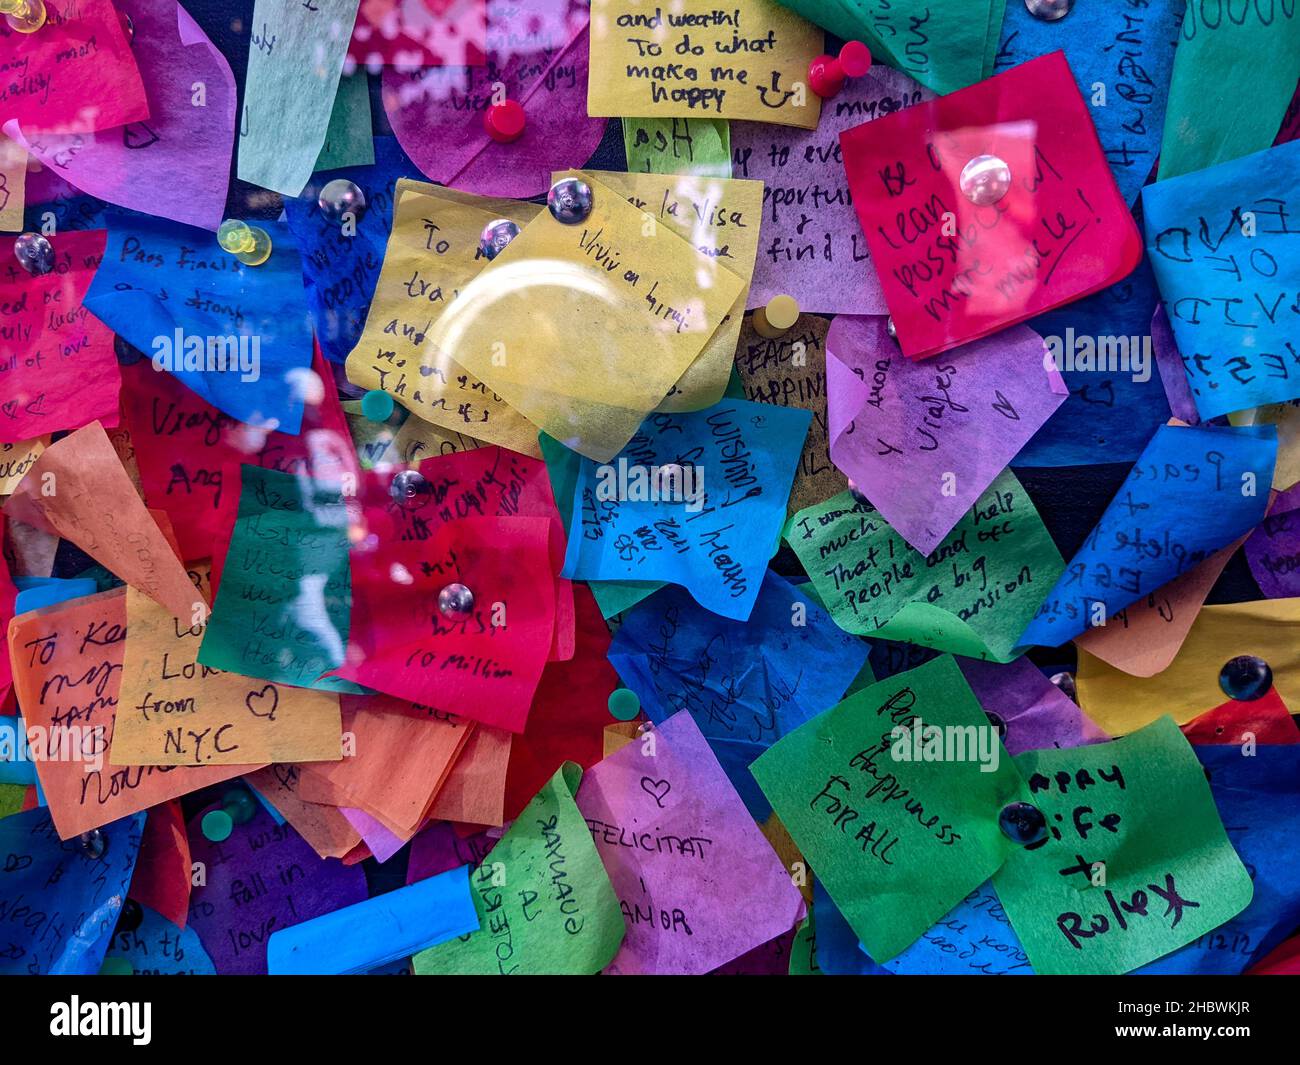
[{"x1": 756, "y1": 72, "x2": 797, "y2": 110}]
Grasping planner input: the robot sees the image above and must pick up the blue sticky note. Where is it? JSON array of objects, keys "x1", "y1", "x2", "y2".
[
  {"x1": 0, "y1": 716, "x2": 36, "y2": 786},
  {"x1": 1143, "y1": 139, "x2": 1300, "y2": 421},
  {"x1": 609, "y1": 571, "x2": 869, "y2": 818},
  {"x1": 13, "y1": 577, "x2": 99, "y2": 615},
  {"x1": 104, "y1": 905, "x2": 216, "y2": 976},
  {"x1": 1020, "y1": 423, "x2": 1276, "y2": 647},
  {"x1": 1138, "y1": 744, "x2": 1300, "y2": 975},
  {"x1": 1014, "y1": 254, "x2": 1172, "y2": 466},
  {"x1": 810, "y1": 880, "x2": 886, "y2": 976},
  {"x1": 996, "y1": 3, "x2": 1183, "y2": 206},
  {"x1": 282, "y1": 137, "x2": 414, "y2": 365},
  {"x1": 266, "y1": 865, "x2": 479, "y2": 975},
  {"x1": 83, "y1": 215, "x2": 316, "y2": 433},
  {"x1": 562, "y1": 400, "x2": 811, "y2": 621},
  {"x1": 0, "y1": 808, "x2": 144, "y2": 975}
]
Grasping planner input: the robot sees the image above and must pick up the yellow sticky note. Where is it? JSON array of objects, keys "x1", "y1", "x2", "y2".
[
  {"x1": 345, "y1": 179, "x2": 543, "y2": 456},
  {"x1": 587, "y1": 0, "x2": 823, "y2": 129},
  {"x1": 0, "y1": 137, "x2": 25, "y2": 233},
  {"x1": 562, "y1": 169, "x2": 763, "y2": 411},
  {"x1": 110, "y1": 569, "x2": 343, "y2": 767},
  {"x1": 1077, "y1": 599, "x2": 1300, "y2": 735},
  {"x1": 1229, "y1": 403, "x2": 1300, "y2": 490},
  {"x1": 0, "y1": 435, "x2": 47, "y2": 495},
  {"x1": 431, "y1": 173, "x2": 745, "y2": 460},
  {"x1": 391, "y1": 414, "x2": 485, "y2": 466}
]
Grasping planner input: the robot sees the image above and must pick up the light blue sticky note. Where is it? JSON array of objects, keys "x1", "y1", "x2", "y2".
[
  {"x1": 83, "y1": 215, "x2": 316, "y2": 434},
  {"x1": 238, "y1": 0, "x2": 361, "y2": 196},
  {"x1": 0, "y1": 808, "x2": 144, "y2": 975},
  {"x1": 266, "y1": 864, "x2": 479, "y2": 975},
  {"x1": 13, "y1": 577, "x2": 99, "y2": 615},
  {"x1": 1020, "y1": 423, "x2": 1277, "y2": 648},
  {"x1": 0, "y1": 716, "x2": 36, "y2": 786},
  {"x1": 608, "y1": 571, "x2": 870, "y2": 818},
  {"x1": 104, "y1": 905, "x2": 216, "y2": 976},
  {"x1": 996, "y1": 1, "x2": 1184, "y2": 206},
  {"x1": 562, "y1": 400, "x2": 811, "y2": 621},
  {"x1": 1143, "y1": 138, "x2": 1300, "y2": 421},
  {"x1": 810, "y1": 880, "x2": 886, "y2": 976}
]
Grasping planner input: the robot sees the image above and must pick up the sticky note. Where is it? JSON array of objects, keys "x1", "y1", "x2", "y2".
[
  {"x1": 730, "y1": 65, "x2": 931, "y2": 315},
  {"x1": 130, "y1": 799, "x2": 191, "y2": 929},
  {"x1": 869, "y1": 881, "x2": 1032, "y2": 976},
  {"x1": 198, "y1": 466, "x2": 358, "y2": 693},
  {"x1": 1246, "y1": 484, "x2": 1300, "y2": 597},
  {"x1": 624, "y1": 116, "x2": 731, "y2": 178},
  {"x1": 346, "y1": 0, "x2": 488, "y2": 70},
  {"x1": 1143, "y1": 139, "x2": 1300, "y2": 421},
  {"x1": 957, "y1": 656, "x2": 1110, "y2": 756},
  {"x1": 1020, "y1": 424, "x2": 1276, "y2": 647},
  {"x1": 111, "y1": 571, "x2": 343, "y2": 767},
  {"x1": 237, "y1": 0, "x2": 360, "y2": 196},
  {"x1": 6, "y1": 422, "x2": 202, "y2": 619},
  {"x1": 0, "y1": 434, "x2": 45, "y2": 494},
  {"x1": 563, "y1": 399, "x2": 809, "y2": 620},
  {"x1": 10, "y1": 0, "x2": 237, "y2": 232},
  {"x1": 412, "y1": 763, "x2": 625, "y2": 974},
  {"x1": 827, "y1": 315, "x2": 1066, "y2": 554},
  {"x1": 609, "y1": 571, "x2": 869, "y2": 818},
  {"x1": 313, "y1": 72, "x2": 374, "y2": 172},
  {"x1": 841, "y1": 52, "x2": 1143, "y2": 360},
  {"x1": 382, "y1": 1, "x2": 605, "y2": 198},
  {"x1": 0, "y1": 135, "x2": 25, "y2": 232},
  {"x1": 577, "y1": 711, "x2": 806, "y2": 974},
  {"x1": 186, "y1": 800, "x2": 368, "y2": 974},
  {"x1": 586, "y1": 0, "x2": 822, "y2": 128},
  {"x1": 751, "y1": 656, "x2": 1023, "y2": 962},
  {"x1": 244, "y1": 764, "x2": 362, "y2": 860},
  {"x1": 1182, "y1": 687, "x2": 1299, "y2": 747},
  {"x1": 268, "y1": 865, "x2": 479, "y2": 975},
  {"x1": 104, "y1": 905, "x2": 215, "y2": 976},
  {"x1": 0, "y1": 229, "x2": 119, "y2": 443},
  {"x1": 994, "y1": 717, "x2": 1253, "y2": 975},
  {"x1": 785, "y1": 470, "x2": 1064, "y2": 662}
]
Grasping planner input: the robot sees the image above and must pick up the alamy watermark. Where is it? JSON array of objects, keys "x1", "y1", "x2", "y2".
[
  {"x1": 151, "y1": 328, "x2": 261, "y2": 382},
  {"x1": 595, "y1": 458, "x2": 705, "y2": 512},
  {"x1": 890, "y1": 716, "x2": 1001, "y2": 773},
  {"x1": 0, "y1": 720, "x2": 104, "y2": 773},
  {"x1": 1042, "y1": 329, "x2": 1151, "y2": 383}
]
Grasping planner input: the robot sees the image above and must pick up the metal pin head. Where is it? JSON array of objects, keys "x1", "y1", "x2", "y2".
[
  {"x1": 14, "y1": 232, "x2": 54, "y2": 275},
  {"x1": 437, "y1": 582, "x2": 475, "y2": 620},
  {"x1": 318, "y1": 179, "x2": 367, "y2": 224},
  {"x1": 547, "y1": 178, "x2": 593, "y2": 224},
  {"x1": 479, "y1": 219, "x2": 521, "y2": 261},
  {"x1": 959, "y1": 154, "x2": 1012, "y2": 206},
  {"x1": 1024, "y1": 0, "x2": 1074, "y2": 21}
]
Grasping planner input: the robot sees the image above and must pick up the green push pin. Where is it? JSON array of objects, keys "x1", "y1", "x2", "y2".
[
  {"x1": 361, "y1": 388, "x2": 395, "y2": 422},
  {"x1": 608, "y1": 687, "x2": 641, "y2": 721},
  {"x1": 201, "y1": 809, "x2": 233, "y2": 842},
  {"x1": 222, "y1": 787, "x2": 258, "y2": 826},
  {"x1": 99, "y1": 956, "x2": 134, "y2": 976},
  {"x1": 217, "y1": 218, "x2": 272, "y2": 266},
  {"x1": 0, "y1": 0, "x2": 46, "y2": 32}
]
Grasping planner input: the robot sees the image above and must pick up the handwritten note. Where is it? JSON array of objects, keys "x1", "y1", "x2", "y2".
[
  {"x1": 1144, "y1": 139, "x2": 1300, "y2": 421},
  {"x1": 841, "y1": 52, "x2": 1144, "y2": 360},
  {"x1": 785, "y1": 470, "x2": 1064, "y2": 662},
  {"x1": 731, "y1": 65, "x2": 930, "y2": 314},
  {"x1": 104, "y1": 904, "x2": 215, "y2": 976},
  {"x1": 0, "y1": 435, "x2": 45, "y2": 494},
  {"x1": 624, "y1": 116, "x2": 731, "y2": 178},
  {"x1": 346, "y1": 0, "x2": 487, "y2": 70},
  {"x1": 826, "y1": 315, "x2": 1066, "y2": 554}
]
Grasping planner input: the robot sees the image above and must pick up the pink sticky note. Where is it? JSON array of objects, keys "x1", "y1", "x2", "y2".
[
  {"x1": 826, "y1": 315, "x2": 1067, "y2": 554},
  {"x1": 347, "y1": 0, "x2": 487, "y2": 71},
  {"x1": 0, "y1": 0, "x2": 148, "y2": 137},
  {"x1": 381, "y1": 0, "x2": 604, "y2": 197},
  {"x1": 576, "y1": 711, "x2": 805, "y2": 975},
  {"x1": 9, "y1": 0, "x2": 237, "y2": 231},
  {"x1": 732, "y1": 66, "x2": 932, "y2": 315},
  {"x1": 0, "y1": 229, "x2": 120, "y2": 443},
  {"x1": 840, "y1": 52, "x2": 1143, "y2": 360}
]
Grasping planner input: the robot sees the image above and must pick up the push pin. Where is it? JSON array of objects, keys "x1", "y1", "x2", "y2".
[
  {"x1": 479, "y1": 218, "x2": 520, "y2": 261},
  {"x1": 319, "y1": 179, "x2": 367, "y2": 224},
  {"x1": 79, "y1": 828, "x2": 108, "y2": 859},
  {"x1": 389, "y1": 469, "x2": 431, "y2": 509},
  {"x1": 999, "y1": 801, "x2": 1047, "y2": 845},
  {"x1": 1024, "y1": 0, "x2": 1074, "y2": 20},
  {"x1": 847, "y1": 480, "x2": 869, "y2": 506},
  {"x1": 959, "y1": 154, "x2": 1012, "y2": 206},
  {"x1": 201, "y1": 786, "x2": 259, "y2": 842},
  {"x1": 217, "y1": 218, "x2": 272, "y2": 266},
  {"x1": 547, "y1": 177, "x2": 593, "y2": 224},
  {"x1": 14, "y1": 232, "x2": 54, "y2": 276},
  {"x1": 808, "y1": 41, "x2": 873, "y2": 99},
  {"x1": 360, "y1": 388, "x2": 395, "y2": 422},
  {"x1": 0, "y1": 0, "x2": 46, "y2": 32},
  {"x1": 608, "y1": 688, "x2": 641, "y2": 722},
  {"x1": 484, "y1": 99, "x2": 526, "y2": 143},
  {"x1": 437, "y1": 582, "x2": 475, "y2": 620},
  {"x1": 752, "y1": 294, "x2": 799, "y2": 339}
]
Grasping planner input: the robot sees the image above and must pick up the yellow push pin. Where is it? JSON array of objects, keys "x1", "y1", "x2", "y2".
[
  {"x1": 752, "y1": 294, "x2": 800, "y2": 339},
  {"x1": 0, "y1": 0, "x2": 46, "y2": 32},
  {"x1": 217, "y1": 218, "x2": 272, "y2": 266}
]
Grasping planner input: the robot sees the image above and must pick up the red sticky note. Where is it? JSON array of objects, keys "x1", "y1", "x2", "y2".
[
  {"x1": 0, "y1": 514, "x2": 15, "y2": 702},
  {"x1": 0, "y1": 230, "x2": 120, "y2": 442},
  {"x1": 0, "y1": 0, "x2": 149, "y2": 136},
  {"x1": 128, "y1": 800, "x2": 192, "y2": 929},
  {"x1": 1181, "y1": 688, "x2": 1300, "y2": 747},
  {"x1": 840, "y1": 52, "x2": 1142, "y2": 359}
]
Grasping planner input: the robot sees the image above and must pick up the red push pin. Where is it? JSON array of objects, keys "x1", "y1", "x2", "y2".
[
  {"x1": 808, "y1": 54, "x2": 845, "y2": 100},
  {"x1": 838, "y1": 40, "x2": 873, "y2": 78},
  {"x1": 484, "y1": 99, "x2": 526, "y2": 143}
]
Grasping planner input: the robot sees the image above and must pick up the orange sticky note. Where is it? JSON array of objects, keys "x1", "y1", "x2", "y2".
[
  {"x1": 5, "y1": 421, "x2": 203, "y2": 619},
  {"x1": 425, "y1": 722, "x2": 512, "y2": 827},
  {"x1": 244, "y1": 764, "x2": 362, "y2": 861}
]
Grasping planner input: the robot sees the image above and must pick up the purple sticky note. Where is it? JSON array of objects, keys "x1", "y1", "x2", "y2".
[
  {"x1": 1152, "y1": 305, "x2": 1200, "y2": 425},
  {"x1": 957, "y1": 656, "x2": 1110, "y2": 756},
  {"x1": 341, "y1": 807, "x2": 408, "y2": 865},
  {"x1": 1244, "y1": 484, "x2": 1300, "y2": 599},
  {"x1": 187, "y1": 803, "x2": 368, "y2": 975},
  {"x1": 405, "y1": 821, "x2": 500, "y2": 885},
  {"x1": 826, "y1": 315, "x2": 1068, "y2": 554},
  {"x1": 708, "y1": 928, "x2": 798, "y2": 975},
  {"x1": 576, "y1": 711, "x2": 805, "y2": 976},
  {"x1": 731, "y1": 67, "x2": 932, "y2": 315},
  {"x1": 8, "y1": 0, "x2": 237, "y2": 232},
  {"x1": 381, "y1": 0, "x2": 605, "y2": 197}
]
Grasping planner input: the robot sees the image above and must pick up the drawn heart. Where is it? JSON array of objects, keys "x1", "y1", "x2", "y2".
[
  {"x1": 122, "y1": 122, "x2": 159, "y2": 150},
  {"x1": 244, "y1": 684, "x2": 279, "y2": 721},
  {"x1": 640, "y1": 777, "x2": 671, "y2": 808},
  {"x1": 0, "y1": 400, "x2": 17, "y2": 419}
]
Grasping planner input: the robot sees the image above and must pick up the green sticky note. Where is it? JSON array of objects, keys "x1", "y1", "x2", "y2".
[
  {"x1": 313, "y1": 72, "x2": 375, "y2": 172},
  {"x1": 789, "y1": 911, "x2": 821, "y2": 975},
  {"x1": 0, "y1": 784, "x2": 24, "y2": 820},
  {"x1": 623, "y1": 117, "x2": 732, "y2": 178},
  {"x1": 413, "y1": 763, "x2": 625, "y2": 975},
  {"x1": 784, "y1": 469, "x2": 1063, "y2": 662},
  {"x1": 751, "y1": 656, "x2": 1023, "y2": 962},
  {"x1": 994, "y1": 717, "x2": 1254, "y2": 976},
  {"x1": 1158, "y1": 5, "x2": 1300, "y2": 180},
  {"x1": 198, "y1": 466, "x2": 361, "y2": 693}
]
